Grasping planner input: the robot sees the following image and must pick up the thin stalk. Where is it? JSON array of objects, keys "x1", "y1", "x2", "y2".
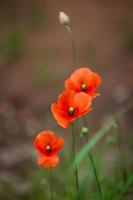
[
  {"x1": 66, "y1": 25, "x2": 78, "y2": 67},
  {"x1": 71, "y1": 122, "x2": 79, "y2": 194},
  {"x1": 49, "y1": 168, "x2": 53, "y2": 200},
  {"x1": 116, "y1": 119, "x2": 127, "y2": 182},
  {"x1": 88, "y1": 152, "x2": 103, "y2": 200}
]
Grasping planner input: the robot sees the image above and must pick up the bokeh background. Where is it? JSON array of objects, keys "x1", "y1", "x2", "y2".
[{"x1": 0, "y1": 0, "x2": 133, "y2": 199}]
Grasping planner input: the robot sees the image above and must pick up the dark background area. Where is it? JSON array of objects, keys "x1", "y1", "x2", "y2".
[{"x1": 0, "y1": 0, "x2": 133, "y2": 199}]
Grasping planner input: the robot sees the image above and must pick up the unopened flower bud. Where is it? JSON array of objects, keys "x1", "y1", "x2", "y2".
[
  {"x1": 80, "y1": 127, "x2": 89, "y2": 138},
  {"x1": 59, "y1": 11, "x2": 70, "y2": 26}
]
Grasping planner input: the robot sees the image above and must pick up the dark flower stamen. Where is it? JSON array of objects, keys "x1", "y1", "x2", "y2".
[
  {"x1": 68, "y1": 107, "x2": 75, "y2": 116},
  {"x1": 46, "y1": 145, "x2": 52, "y2": 153},
  {"x1": 81, "y1": 83, "x2": 87, "y2": 92}
]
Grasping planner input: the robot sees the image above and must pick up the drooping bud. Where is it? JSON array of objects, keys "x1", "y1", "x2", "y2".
[{"x1": 59, "y1": 11, "x2": 70, "y2": 26}]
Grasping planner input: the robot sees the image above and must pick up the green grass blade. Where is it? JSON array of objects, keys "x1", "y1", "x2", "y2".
[
  {"x1": 74, "y1": 102, "x2": 133, "y2": 168},
  {"x1": 74, "y1": 117, "x2": 115, "y2": 168}
]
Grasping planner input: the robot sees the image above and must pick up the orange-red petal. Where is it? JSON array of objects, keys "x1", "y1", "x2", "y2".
[
  {"x1": 51, "y1": 103, "x2": 70, "y2": 128},
  {"x1": 51, "y1": 90, "x2": 92, "y2": 128},
  {"x1": 65, "y1": 67, "x2": 101, "y2": 98},
  {"x1": 34, "y1": 131, "x2": 64, "y2": 155},
  {"x1": 74, "y1": 92, "x2": 92, "y2": 116},
  {"x1": 34, "y1": 131, "x2": 56, "y2": 154},
  {"x1": 57, "y1": 90, "x2": 75, "y2": 110},
  {"x1": 38, "y1": 154, "x2": 59, "y2": 168},
  {"x1": 52, "y1": 136, "x2": 64, "y2": 152},
  {"x1": 65, "y1": 79, "x2": 79, "y2": 92},
  {"x1": 88, "y1": 72, "x2": 101, "y2": 97},
  {"x1": 70, "y1": 67, "x2": 93, "y2": 87}
]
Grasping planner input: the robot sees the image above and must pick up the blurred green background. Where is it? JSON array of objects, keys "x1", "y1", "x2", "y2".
[{"x1": 0, "y1": 0, "x2": 133, "y2": 199}]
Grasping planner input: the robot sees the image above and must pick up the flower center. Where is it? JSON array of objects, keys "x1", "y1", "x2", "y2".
[
  {"x1": 81, "y1": 83, "x2": 87, "y2": 92},
  {"x1": 68, "y1": 107, "x2": 75, "y2": 116},
  {"x1": 45, "y1": 145, "x2": 52, "y2": 153}
]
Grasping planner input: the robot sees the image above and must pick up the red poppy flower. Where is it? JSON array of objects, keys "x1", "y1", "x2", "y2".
[
  {"x1": 51, "y1": 89, "x2": 92, "y2": 128},
  {"x1": 34, "y1": 131, "x2": 64, "y2": 168},
  {"x1": 65, "y1": 67, "x2": 101, "y2": 98}
]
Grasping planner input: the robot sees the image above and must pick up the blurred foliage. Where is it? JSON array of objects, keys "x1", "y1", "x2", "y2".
[
  {"x1": 0, "y1": 156, "x2": 132, "y2": 200},
  {"x1": 122, "y1": 28, "x2": 133, "y2": 53},
  {"x1": 0, "y1": 0, "x2": 133, "y2": 199},
  {"x1": 0, "y1": 0, "x2": 47, "y2": 69},
  {"x1": 121, "y1": 20, "x2": 133, "y2": 53},
  {"x1": 0, "y1": 25, "x2": 24, "y2": 66},
  {"x1": 33, "y1": 61, "x2": 51, "y2": 88},
  {"x1": 105, "y1": 135, "x2": 115, "y2": 145},
  {"x1": 101, "y1": 172, "x2": 133, "y2": 200},
  {"x1": 27, "y1": 0, "x2": 47, "y2": 29}
]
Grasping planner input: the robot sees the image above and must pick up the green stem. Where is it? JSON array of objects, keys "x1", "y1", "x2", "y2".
[
  {"x1": 66, "y1": 25, "x2": 78, "y2": 67},
  {"x1": 88, "y1": 152, "x2": 103, "y2": 200},
  {"x1": 49, "y1": 168, "x2": 53, "y2": 200},
  {"x1": 71, "y1": 122, "x2": 79, "y2": 194},
  {"x1": 116, "y1": 119, "x2": 127, "y2": 182}
]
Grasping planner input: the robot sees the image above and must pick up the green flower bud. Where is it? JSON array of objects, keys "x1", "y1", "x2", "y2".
[{"x1": 80, "y1": 126, "x2": 89, "y2": 138}]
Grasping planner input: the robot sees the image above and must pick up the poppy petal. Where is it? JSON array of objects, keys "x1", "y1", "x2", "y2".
[
  {"x1": 88, "y1": 73, "x2": 101, "y2": 97},
  {"x1": 65, "y1": 67, "x2": 101, "y2": 98},
  {"x1": 65, "y1": 79, "x2": 79, "y2": 92},
  {"x1": 34, "y1": 131, "x2": 56, "y2": 154},
  {"x1": 38, "y1": 154, "x2": 59, "y2": 168},
  {"x1": 70, "y1": 67, "x2": 93, "y2": 87},
  {"x1": 74, "y1": 92, "x2": 92, "y2": 116},
  {"x1": 53, "y1": 137, "x2": 64, "y2": 153},
  {"x1": 57, "y1": 90, "x2": 75, "y2": 110},
  {"x1": 51, "y1": 103, "x2": 70, "y2": 128}
]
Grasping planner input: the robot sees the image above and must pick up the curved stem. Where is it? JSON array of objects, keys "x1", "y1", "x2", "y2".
[
  {"x1": 88, "y1": 153, "x2": 103, "y2": 200},
  {"x1": 49, "y1": 168, "x2": 53, "y2": 200},
  {"x1": 71, "y1": 122, "x2": 79, "y2": 194},
  {"x1": 66, "y1": 26, "x2": 78, "y2": 67}
]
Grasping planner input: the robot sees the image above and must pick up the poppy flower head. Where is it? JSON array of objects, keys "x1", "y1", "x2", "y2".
[
  {"x1": 51, "y1": 89, "x2": 92, "y2": 128},
  {"x1": 34, "y1": 131, "x2": 64, "y2": 168},
  {"x1": 65, "y1": 67, "x2": 101, "y2": 98}
]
